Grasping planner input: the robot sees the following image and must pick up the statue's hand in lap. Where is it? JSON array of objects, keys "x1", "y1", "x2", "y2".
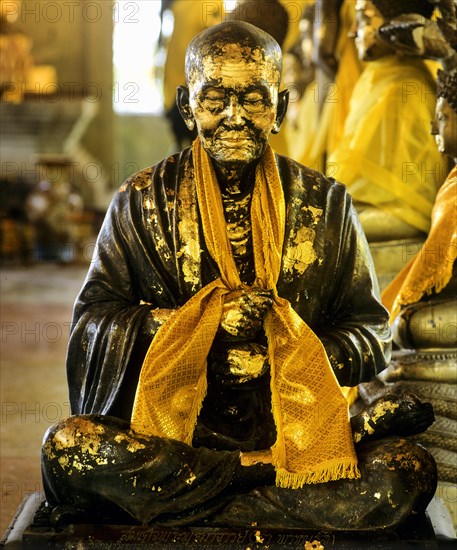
[
  {"x1": 209, "y1": 342, "x2": 269, "y2": 384},
  {"x1": 218, "y1": 288, "x2": 273, "y2": 341},
  {"x1": 374, "y1": 393, "x2": 435, "y2": 437},
  {"x1": 352, "y1": 393, "x2": 435, "y2": 444}
]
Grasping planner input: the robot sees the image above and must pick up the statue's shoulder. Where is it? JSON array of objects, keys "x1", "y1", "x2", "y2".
[
  {"x1": 118, "y1": 150, "x2": 190, "y2": 196},
  {"x1": 275, "y1": 154, "x2": 346, "y2": 197}
]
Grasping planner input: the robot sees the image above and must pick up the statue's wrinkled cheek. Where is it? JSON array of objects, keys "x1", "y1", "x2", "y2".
[
  {"x1": 193, "y1": 109, "x2": 222, "y2": 128},
  {"x1": 256, "y1": 113, "x2": 276, "y2": 131}
]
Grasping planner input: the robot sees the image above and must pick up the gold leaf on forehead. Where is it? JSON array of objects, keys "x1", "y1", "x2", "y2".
[
  {"x1": 197, "y1": 45, "x2": 280, "y2": 86},
  {"x1": 220, "y1": 42, "x2": 252, "y2": 58}
]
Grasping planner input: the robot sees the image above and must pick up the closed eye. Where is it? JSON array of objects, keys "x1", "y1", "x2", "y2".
[{"x1": 243, "y1": 92, "x2": 265, "y2": 112}]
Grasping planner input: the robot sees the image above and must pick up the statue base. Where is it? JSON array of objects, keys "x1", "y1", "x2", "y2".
[
  {"x1": 360, "y1": 349, "x2": 457, "y2": 398},
  {"x1": 387, "y1": 348, "x2": 457, "y2": 372},
  {"x1": 2, "y1": 492, "x2": 455, "y2": 549}
]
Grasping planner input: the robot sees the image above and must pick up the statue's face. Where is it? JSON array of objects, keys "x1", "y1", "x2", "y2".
[
  {"x1": 186, "y1": 46, "x2": 282, "y2": 168},
  {"x1": 432, "y1": 97, "x2": 457, "y2": 160},
  {"x1": 354, "y1": 0, "x2": 392, "y2": 61}
]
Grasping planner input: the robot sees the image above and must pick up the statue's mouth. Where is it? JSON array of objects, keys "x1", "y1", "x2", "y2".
[{"x1": 217, "y1": 133, "x2": 253, "y2": 144}]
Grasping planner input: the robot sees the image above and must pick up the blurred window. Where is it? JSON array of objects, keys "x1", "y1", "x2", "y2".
[{"x1": 112, "y1": 0, "x2": 168, "y2": 114}]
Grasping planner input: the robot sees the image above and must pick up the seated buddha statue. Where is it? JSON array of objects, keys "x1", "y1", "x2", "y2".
[
  {"x1": 382, "y1": 68, "x2": 457, "y2": 350},
  {"x1": 360, "y1": 66, "x2": 457, "y2": 508},
  {"x1": 41, "y1": 21, "x2": 437, "y2": 531},
  {"x1": 328, "y1": 0, "x2": 447, "y2": 242}
]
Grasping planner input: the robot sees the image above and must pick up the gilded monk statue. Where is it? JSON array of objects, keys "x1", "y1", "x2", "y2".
[{"x1": 42, "y1": 21, "x2": 436, "y2": 530}]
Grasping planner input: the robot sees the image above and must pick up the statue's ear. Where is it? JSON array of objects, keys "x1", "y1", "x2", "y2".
[
  {"x1": 176, "y1": 86, "x2": 195, "y2": 131},
  {"x1": 272, "y1": 89, "x2": 289, "y2": 134}
]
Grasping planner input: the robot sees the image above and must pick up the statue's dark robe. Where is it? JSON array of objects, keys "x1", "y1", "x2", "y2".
[
  {"x1": 67, "y1": 148, "x2": 391, "y2": 423},
  {"x1": 43, "y1": 150, "x2": 436, "y2": 530}
]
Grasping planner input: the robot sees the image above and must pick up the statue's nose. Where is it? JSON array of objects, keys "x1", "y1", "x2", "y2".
[
  {"x1": 347, "y1": 18, "x2": 358, "y2": 39},
  {"x1": 225, "y1": 96, "x2": 244, "y2": 126},
  {"x1": 430, "y1": 117, "x2": 438, "y2": 135}
]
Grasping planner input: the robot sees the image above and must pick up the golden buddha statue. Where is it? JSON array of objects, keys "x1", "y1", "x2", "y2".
[
  {"x1": 328, "y1": 0, "x2": 447, "y2": 242},
  {"x1": 381, "y1": 12, "x2": 457, "y2": 350},
  {"x1": 362, "y1": 56, "x2": 457, "y2": 525},
  {"x1": 311, "y1": 0, "x2": 366, "y2": 158}
]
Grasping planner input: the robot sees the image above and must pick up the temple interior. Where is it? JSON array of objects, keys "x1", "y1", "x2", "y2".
[{"x1": 1, "y1": 0, "x2": 456, "y2": 546}]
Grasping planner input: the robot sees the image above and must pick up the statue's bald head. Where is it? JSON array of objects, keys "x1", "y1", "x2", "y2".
[
  {"x1": 178, "y1": 21, "x2": 288, "y2": 169},
  {"x1": 185, "y1": 21, "x2": 282, "y2": 88}
]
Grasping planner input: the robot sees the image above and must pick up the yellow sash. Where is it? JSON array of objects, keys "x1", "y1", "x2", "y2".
[
  {"x1": 383, "y1": 167, "x2": 457, "y2": 320},
  {"x1": 131, "y1": 139, "x2": 359, "y2": 488}
]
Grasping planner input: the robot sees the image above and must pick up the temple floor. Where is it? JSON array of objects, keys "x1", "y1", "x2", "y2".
[
  {"x1": 0, "y1": 263, "x2": 88, "y2": 537},
  {"x1": 1, "y1": 263, "x2": 456, "y2": 546}
]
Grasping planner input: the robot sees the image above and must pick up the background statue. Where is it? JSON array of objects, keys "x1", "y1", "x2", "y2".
[
  {"x1": 41, "y1": 21, "x2": 436, "y2": 531},
  {"x1": 328, "y1": 0, "x2": 447, "y2": 242},
  {"x1": 360, "y1": 9, "x2": 457, "y2": 525},
  {"x1": 312, "y1": 0, "x2": 365, "y2": 159},
  {"x1": 378, "y1": 57, "x2": 457, "y2": 509},
  {"x1": 383, "y1": 74, "x2": 457, "y2": 349},
  {"x1": 0, "y1": 0, "x2": 32, "y2": 102}
]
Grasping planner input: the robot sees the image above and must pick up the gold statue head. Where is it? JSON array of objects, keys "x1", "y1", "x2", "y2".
[
  {"x1": 354, "y1": 0, "x2": 394, "y2": 60},
  {"x1": 432, "y1": 69, "x2": 457, "y2": 161},
  {"x1": 177, "y1": 21, "x2": 289, "y2": 170},
  {"x1": 354, "y1": 0, "x2": 435, "y2": 61}
]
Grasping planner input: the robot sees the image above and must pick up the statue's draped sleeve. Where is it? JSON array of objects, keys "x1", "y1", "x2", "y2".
[
  {"x1": 316, "y1": 194, "x2": 391, "y2": 386},
  {"x1": 66, "y1": 154, "x2": 196, "y2": 420},
  {"x1": 276, "y1": 156, "x2": 391, "y2": 387}
]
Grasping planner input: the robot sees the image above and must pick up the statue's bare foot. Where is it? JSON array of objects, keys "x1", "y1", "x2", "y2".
[{"x1": 351, "y1": 393, "x2": 435, "y2": 445}]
